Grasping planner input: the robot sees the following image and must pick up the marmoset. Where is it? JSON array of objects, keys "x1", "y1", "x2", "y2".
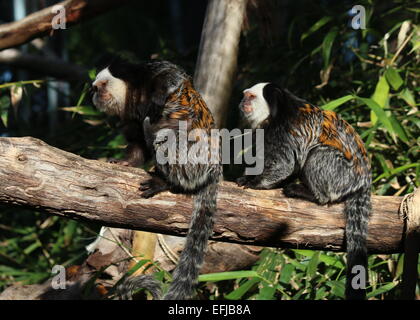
[
  {"x1": 237, "y1": 82, "x2": 371, "y2": 300},
  {"x1": 92, "y1": 58, "x2": 221, "y2": 300}
]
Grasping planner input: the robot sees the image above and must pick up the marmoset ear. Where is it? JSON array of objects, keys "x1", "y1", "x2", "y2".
[
  {"x1": 150, "y1": 81, "x2": 169, "y2": 106},
  {"x1": 262, "y1": 83, "x2": 285, "y2": 119}
]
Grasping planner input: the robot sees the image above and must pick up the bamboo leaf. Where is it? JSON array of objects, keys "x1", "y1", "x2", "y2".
[
  {"x1": 306, "y1": 251, "x2": 320, "y2": 278},
  {"x1": 225, "y1": 278, "x2": 259, "y2": 300},
  {"x1": 279, "y1": 264, "x2": 294, "y2": 284},
  {"x1": 388, "y1": 114, "x2": 409, "y2": 143},
  {"x1": 322, "y1": 28, "x2": 338, "y2": 69},
  {"x1": 256, "y1": 284, "x2": 277, "y2": 300},
  {"x1": 326, "y1": 281, "x2": 345, "y2": 299},
  {"x1": 407, "y1": 8, "x2": 420, "y2": 13},
  {"x1": 409, "y1": 40, "x2": 420, "y2": 54},
  {"x1": 395, "y1": 254, "x2": 404, "y2": 279},
  {"x1": 61, "y1": 106, "x2": 101, "y2": 116},
  {"x1": 301, "y1": 16, "x2": 333, "y2": 42},
  {"x1": 356, "y1": 97, "x2": 394, "y2": 135},
  {"x1": 0, "y1": 80, "x2": 44, "y2": 89},
  {"x1": 385, "y1": 68, "x2": 403, "y2": 91},
  {"x1": 370, "y1": 76, "x2": 389, "y2": 124},
  {"x1": 367, "y1": 282, "x2": 397, "y2": 298},
  {"x1": 320, "y1": 95, "x2": 353, "y2": 111},
  {"x1": 398, "y1": 88, "x2": 416, "y2": 107},
  {"x1": 198, "y1": 270, "x2": 262, "y2": 282},
  {"x1": 373, "y1": 163, "x2": 419, "y2": 183},
  {"x1": 294, "y1": 250, "x2": 345, "y2": 270},
  {"x1": 372, "y1": 76, "x2": 389, "y2": 107}
]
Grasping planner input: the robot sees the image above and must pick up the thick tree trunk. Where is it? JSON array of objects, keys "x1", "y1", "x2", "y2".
[
  {"x1": 194, "y1": 0, "x2": 248, "y2": 128},
  {"x1": 0, "y1": 0, "x2": 131, "y2": 50},
  {"x1": 0, "y1": 137, "x2": 405, "y2": 253}
]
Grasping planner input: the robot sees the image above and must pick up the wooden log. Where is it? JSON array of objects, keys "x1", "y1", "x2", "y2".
[
  {"x1": 0, "y1": 136, "x2": 404, "y2": 253},
  {"x1": 0, "y1": 0, "x2": 131, "y2": 50}
]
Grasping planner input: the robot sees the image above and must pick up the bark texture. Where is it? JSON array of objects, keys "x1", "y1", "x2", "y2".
[
  {"x1": 0, "y1": 0, "x2": 131, "y2": 50},
  {"x1": 194, "y1": 0, "x2": 248, "y2": 127},
  {"x1": 0, "y1": 136, "x2": 404, "y2": 253}
]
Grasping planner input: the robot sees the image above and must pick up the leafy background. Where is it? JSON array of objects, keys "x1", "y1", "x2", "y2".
[{"x1": 0, "y1": 0, "x2": 418, "y2": 299}]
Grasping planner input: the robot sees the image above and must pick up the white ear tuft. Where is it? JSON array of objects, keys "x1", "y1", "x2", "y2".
[
  {"x1": 242, "y1": 83, "x2": 271, "y2": 128},
  {"x1": 93, "y1": 67, "x2": 127, "y2": 108}
]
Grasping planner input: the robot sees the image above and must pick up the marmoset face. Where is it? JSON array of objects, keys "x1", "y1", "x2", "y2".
[
  {"x1": 239, "y1": 82, "x2": 270, "y2": 129},
  {"x1": 92, "y1": 67, "x2": 127, "y2": 116}
]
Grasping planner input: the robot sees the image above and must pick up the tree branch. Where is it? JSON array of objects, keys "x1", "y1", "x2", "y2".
[
  {"x1": 0, "y1": 49, "x2": 89, "y2": 81},
  {"x1": 0, "y1": 0, "x2": 131, "y2": 50},
  {"x1": 0, "y1": 137, "x2": 404, "y2": 253}
]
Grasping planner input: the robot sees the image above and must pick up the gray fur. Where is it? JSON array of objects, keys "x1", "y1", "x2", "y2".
[
  {"x1": 238, "y1": 82, "x2": 372, "y2": 300},
  {"x1": 94, "y1": 59, "x2": 221, "y2": 300}
]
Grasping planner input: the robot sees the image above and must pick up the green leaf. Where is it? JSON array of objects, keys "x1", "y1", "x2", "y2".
[
  {"x1": 23, "y1": 241, "x2": 41, "y2": 255},
  {"x1": 416, "y1": 165, "x2": 420, "y2": 187},
  {"x1": 301, "y1": 16, "x2": 333, "y2": 42},
  {"x1": 395, "y1": 254, "x2": 404, "y2": 279},
  {"x1": 0, "y1": 80, "x2": 44, "y2": 89},
  {"x1": 315, "y1": 287, "x2": 327, "y2": 300},
  {"x1": 373, "y1": 163, "x2": 419, "y2": 183},
  {"x1": 326, "y1": 280, "x2": 345, "y2": 299},
  {"x1": 279, "y1": 264, "x2": 294, "y2": 284},
  {"x1": 294, "y1": 250, "x2": 345, "y2": 270},
  {"x1": 126, "y1": 259, "x2": 151, "y2": 276},
  {"x1": 374, "y1": 153, "x2": 391, "y2": 175},
  {"x1": 372, "y1": 76, "x2": 389, "y2": 107},
  {"x1": 367, "y1": 282, "x2": 397, "y2": 298},
  {"x1": 407, "y1": 7, "x2": 420, "y2": 13},
  {"x1": 306, "y1": 251, "x2": 320, "y2": 278},
  {"x1": 0, "y1": 95, "x2": 11, "y2": 109},
  {"x1": 0, "y1": 95, "x2": 10, "y2": 127},
  {"x1": 388, "y1": 114, "x2": 409, "y2": 143},
  {"x1": 225, "y1": 278, "x2": 259, "y2": 300},
  {"x1": 398, "y1": 88, "x2": 416, "y2": 107},
  {"x1": 322, "y1": 28, "x2": 338, "y2": 69},
  {"x1": 385, "y1": 68, "x2": 404, "y2": 90},
  {"x1": 289, "y1": 259, "x2": 307, "y2": 272},
  {"x1": 318, "y1": 254, "x2": 345, "y2": 269},
  {"x1": 293, "y1": 249, "x2": 313, "y2": 256},
  {"x1": 198, "y1": 270, "x2": 261, "y2": 282},
  {"x1": 76, "y1": 84, "x2": 89, "y2": 107},
  {"x1": 355, "y1": 97, "x2": 394, "y2": 135},
  {"x1": 370, "y1": 76, "x2": 389, "y2": 124},
  {"x1": 89, "y1": 69, "x2": 97, "y2": 81},
  {"x1": 320, "y1": 95, "x2": 353, "y2": 111},
  {"x1": 409, "y1": 40, "x2": 420, "y2": 54},
  {"x1": 61, "y1": 106, "x2": 101, "y2": 116},
  {"x1": 256, "y1": 284, "x2": 277, "y2": 300},
  {"x1": 63, "y1": 220, "x2": 78, "y2": 246}
]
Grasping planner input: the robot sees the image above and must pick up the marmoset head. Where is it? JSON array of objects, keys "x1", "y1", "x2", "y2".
[
  {"x1": 239, "y1": 82, "x2": 306, "y2": 128},
  {"x1": 92, "y1": 66, "x2": 128, "y2": 116},
  {"x1": 240, "y1": 82, "x2": 282, "y2": 128},
  {"x1": 92, "y1": 58, "x2": 189, "y2": 118}
]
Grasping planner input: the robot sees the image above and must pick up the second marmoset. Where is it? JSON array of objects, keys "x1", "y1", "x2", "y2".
[{"x1": 237, "y1": 82, "x2": 371, "y2": 300}]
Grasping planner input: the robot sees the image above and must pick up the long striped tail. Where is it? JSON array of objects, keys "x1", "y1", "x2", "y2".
[
  {"x1": 116, "y1": 274, "x2": 162, "y2": 300},
  {"x1": 163, "y1": 182, "x2": 217, "y2": 300},
  {"x1": 116, "y1": 182, "x2": 217, "y2": 300},
  {"x1": 344, "y1": 188, "x2": 371, "y2": 300}
]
